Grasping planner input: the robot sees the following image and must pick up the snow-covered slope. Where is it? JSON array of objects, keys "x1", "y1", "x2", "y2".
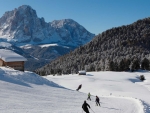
[
  {"x1": 0, "y1": 5, "x2": 95, "y2": 47},
  {"x1": 45, "y1": 71, "x2": 150, "y2": 113},
  {"x1": 0, "y1": 67, "x2": 150, "y2": 113}
]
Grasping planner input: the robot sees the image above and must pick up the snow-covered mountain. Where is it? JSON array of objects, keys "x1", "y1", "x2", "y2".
[
  {"x1": 0, "y1": 5, "x2": 95, "y2": 71},
  {"x1": 0, "y1": 5, "x2": 95, "y2": 47},
  {"x1": 50, "y1": 19, "x2": 94, "y2": 47},
  {"x1": 21, "y1": 43, "x2": 75, "y2": 71}
]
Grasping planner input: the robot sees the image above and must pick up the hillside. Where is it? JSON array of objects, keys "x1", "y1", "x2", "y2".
[
  {"x1": 1, "y1": 67, "x2": 150, "y2": 113},
  {"x1": 35, "y1": 17, "x2": 150, "y2": 75}
]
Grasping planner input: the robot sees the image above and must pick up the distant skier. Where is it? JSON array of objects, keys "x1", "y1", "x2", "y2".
[
  {"x1": 87, "y1": 92, "x2": 91, "y2": 101},
  {"x1": 76, "y1": 84, "x2": 82, "y2": 91},
  {"x1": 82, "y1": 100, "x2": 90, "y2": 113},
  {"x1": 95, "y1": 96, "x2": 100, "y2": 106}
]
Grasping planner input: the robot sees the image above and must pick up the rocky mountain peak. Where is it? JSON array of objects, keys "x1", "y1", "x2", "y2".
[
  {"x1": 16, "y1": 5, "x2": 37, "y2": 17},
  {"x1": 51, "y1": 19, "x2": 78, "y2": 28},
  {"x1": 50, "y1": 19, "x2": 94, "y2": 46},
  {"x1": 0, "y1": 5, "x2": 37, "y2": 23},
  {"x1": 0, "y1": 5, "x2": 95, "y2": 47}
]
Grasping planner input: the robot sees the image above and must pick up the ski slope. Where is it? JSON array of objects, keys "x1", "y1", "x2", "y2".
[{"x1": 0, "y1": 67, "x2": 150, "y2": 113}]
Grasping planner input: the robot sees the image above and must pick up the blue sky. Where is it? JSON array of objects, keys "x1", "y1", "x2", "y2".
[{"x1": 0, "y1": 0, "x2": 150, "y2": 35}]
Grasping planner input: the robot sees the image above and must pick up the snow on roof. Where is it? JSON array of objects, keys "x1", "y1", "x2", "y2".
[
  {"x1": 0, "y1": 42, "x2": 12, "y2": 48},
  {"x1": 0, "y1": 49, "x2": 27, "y2": 62},
  {"x1": 79, "y1": 70, "x2": 86, "y2": 73}
]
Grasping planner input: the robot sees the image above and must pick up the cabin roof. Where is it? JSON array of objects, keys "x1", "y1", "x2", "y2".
[{"x1": 0, "y1": 49, "x2": 27, "y2": 62}]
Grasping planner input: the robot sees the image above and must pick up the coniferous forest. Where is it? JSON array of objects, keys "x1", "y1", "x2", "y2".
[{"x1": 35, "y1": 17, "x2": 150, "y2": 76}]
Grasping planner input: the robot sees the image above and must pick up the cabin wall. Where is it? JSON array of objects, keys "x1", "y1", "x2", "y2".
[
  {"x1": 6, "y1": 61, "x2": 24, "y2": 71},
  {"x1": 0, "y1": 60, "x2": 25, "y2": 71},
  {"x1": 0, "y1": 59, "x2": 4, "y2": 66}
]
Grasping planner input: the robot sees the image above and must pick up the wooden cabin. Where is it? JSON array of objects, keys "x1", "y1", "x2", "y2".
[{"x1": 0, "y1": 49, "x2": 27, "y2": 71}]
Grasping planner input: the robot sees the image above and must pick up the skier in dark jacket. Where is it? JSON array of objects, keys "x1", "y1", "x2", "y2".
[
  {"x1": 76, "y1": 84, "x2": 82, "y2": 91},
  {"x1": 82, "y1": 100, "x2": 90, "y2": 113},
  {"x1": 95, "y1": 96, "x2": 100, "y2": 106}
]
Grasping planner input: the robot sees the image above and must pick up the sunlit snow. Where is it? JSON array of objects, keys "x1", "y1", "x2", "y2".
[{"x1": 0, "y1": 67, "x2": 150, "y2": 113}]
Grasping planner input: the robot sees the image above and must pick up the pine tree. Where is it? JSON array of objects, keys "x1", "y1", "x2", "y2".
[
  {"x1": 141, "y1": 58, "x2": 149, "y2": 70},
  {"x1": 109, "y1": 60, "x2": 115, "y2": 71},
  {"x1": 119, "y1": 59, "x2": 125, "y2": 71}
]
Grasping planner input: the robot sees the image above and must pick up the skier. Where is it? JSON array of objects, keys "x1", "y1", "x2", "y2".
[
  {"x1": 82, "y1": 100, "x2": 90, "y2": 113},
  {"x1": 95, "y1": 95, "x2": 100, "y2": 106},
  {"x1": 76, "y1": 84, "x2": 82, "y2": 91},
  {"x1": 87, "y1": 92, "x2": 91, "y2": 101}
]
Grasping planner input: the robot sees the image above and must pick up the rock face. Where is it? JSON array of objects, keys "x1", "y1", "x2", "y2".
[
  {"x1": 50, "y1": 19, "x2": 94, "y2": 47},
  {"x1": 0, "y1": 5, "x2": 95, "y2": 47}
]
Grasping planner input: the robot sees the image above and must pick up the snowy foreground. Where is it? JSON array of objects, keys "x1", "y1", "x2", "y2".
[{"x1": 0, "y1": 67, "x2": 150, "y2": 113}]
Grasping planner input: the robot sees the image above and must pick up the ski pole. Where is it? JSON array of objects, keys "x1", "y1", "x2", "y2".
[{"x1": 90, "y1": 108, "x2": 95, "y2": 113}]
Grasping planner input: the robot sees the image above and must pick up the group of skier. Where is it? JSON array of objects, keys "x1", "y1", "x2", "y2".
[
  {"x1": 82, "y1": 93, "x2": 100, "y2": 113},
  {"x1": 76, "y1": 84, "x2": 100, "y2": 113}
]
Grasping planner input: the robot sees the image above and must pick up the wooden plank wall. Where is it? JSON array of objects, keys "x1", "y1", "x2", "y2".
[{"x1": 0, "y1": 59, "x2": 24, "y2": 71}]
